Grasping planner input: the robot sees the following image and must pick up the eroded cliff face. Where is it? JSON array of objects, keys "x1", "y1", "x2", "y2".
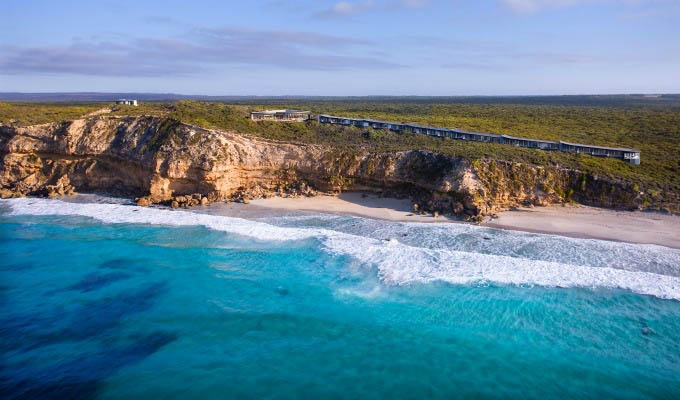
[{"x1": 0, "y1": 115, "x2": 674, "y2": 220}]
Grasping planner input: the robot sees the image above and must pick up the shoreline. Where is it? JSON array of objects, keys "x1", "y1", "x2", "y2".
[
  {"x1": 250, "y1": 192, "x2": 680, "y2": 248},
  {"x1": 251, "y1": 192, "x2": 446, "y2": 224},
  {"x1": 483, "y1": 205, "x2": 680, "y2": 249},
  {"x1": 6, "y1": 192, "x2": 679, "y2": 249}
]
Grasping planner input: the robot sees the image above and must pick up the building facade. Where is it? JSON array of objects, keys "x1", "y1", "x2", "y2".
[
  {"x1": 317, "y1": 114, "x2": 641, "y2": 165},
  {"x1": 250, "y1": 109, "x2": 310, "y2": 122},
  {"x1": 116, "y1": 99, "x2": 138, "y2": 106}
]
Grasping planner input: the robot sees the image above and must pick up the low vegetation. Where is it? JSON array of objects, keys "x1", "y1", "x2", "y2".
[
  {"x1": 2, "y1": 98, "x2": 679, "y2": 194},
  {"x1": 0, "y1": 102, "x2": 102, "y2": 125}
]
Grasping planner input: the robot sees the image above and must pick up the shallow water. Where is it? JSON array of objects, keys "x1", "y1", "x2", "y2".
[{"x1": 1, "y1": 198, "x2": 680, "y2": 399}]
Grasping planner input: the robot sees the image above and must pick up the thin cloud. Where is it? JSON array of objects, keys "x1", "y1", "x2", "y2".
[
  {"x1": 0, "y1": 28, "x2": 401, "y2": 77},
  {"x1": 316, "y1": 0, "x2": 430, "y2": 18},
  {"x1": 398, "y1": 35, "x2": 596, "y2": 67},
  {"x1": 500, "y1": 0, "x2": 586, "y2": 13},
  {"x1": 194, "y1": 27, "x2": 374, "y2": 48},
  {"x1": 500, "y1": 0, "x2": 669, "y2": 13}
]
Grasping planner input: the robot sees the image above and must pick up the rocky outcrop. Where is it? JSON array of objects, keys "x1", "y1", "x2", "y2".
[{"x1": 1, "y1": 116, "x2": 676, "y2": 220}]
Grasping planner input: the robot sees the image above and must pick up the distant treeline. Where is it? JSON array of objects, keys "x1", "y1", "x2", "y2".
[{"x1": 2, "y1": 93, "x2": 680, "y2": 108}]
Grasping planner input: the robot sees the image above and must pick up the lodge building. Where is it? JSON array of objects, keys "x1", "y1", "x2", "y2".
[
  {"x1": 116, "y1": 99, "x2": 138, "y2": 106},
  {"x1": 250, "y1": 109, "x2": 310, "y2": 122},
  {"x1": 317, "y1": 114, "x2": 641, "y2": 165}
]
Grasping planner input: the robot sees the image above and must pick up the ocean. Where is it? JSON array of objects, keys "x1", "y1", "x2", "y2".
[{"x1": 1, "y1": 197, "x2": 679, "y2": 399}]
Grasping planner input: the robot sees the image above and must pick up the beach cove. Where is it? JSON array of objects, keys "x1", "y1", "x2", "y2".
[{"x1": 248, "y1": 192, "x2": 680, "y2": 249}]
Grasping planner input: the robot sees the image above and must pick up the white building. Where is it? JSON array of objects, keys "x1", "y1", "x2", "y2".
[
  {"x1": 116, "y1": 99, "x2": 138, "y2": 106},
  {"x1": 250, "y1": 109, "x2": 310, "y2": 122}
]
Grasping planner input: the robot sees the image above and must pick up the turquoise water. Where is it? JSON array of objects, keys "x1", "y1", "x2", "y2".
[{"x1": 2, "y1": 198, "x2": 680, "y2": 399}]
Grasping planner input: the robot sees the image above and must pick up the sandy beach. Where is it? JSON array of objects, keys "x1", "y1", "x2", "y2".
[
  {"x1": 251, "y1": 192, "x2": 680, "y2": 248},
  {"x1": 251, "y1": 192, "x2": 439, "y2": 223},
  {"x1": 485, "y1": 205, "x2": 680, "y2": 248}
]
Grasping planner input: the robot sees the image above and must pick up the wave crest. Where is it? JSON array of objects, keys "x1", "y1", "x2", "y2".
[{"x1": 3, "y1": 198, "x2": 680, "y2": 300}]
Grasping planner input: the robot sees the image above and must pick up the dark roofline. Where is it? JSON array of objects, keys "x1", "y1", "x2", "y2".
[
  {"x1": 559, "y1": 141, "x2": 639, "y2": 153},
  {"x1": 501, "y1": 134, "x2": 557, "y2": 144},
  {"x1": 318, "y1": 114, "x2": 639, "y2": 153},
  {"x1": 456, "y1": 129, "x2": 501, "y2": 138}
]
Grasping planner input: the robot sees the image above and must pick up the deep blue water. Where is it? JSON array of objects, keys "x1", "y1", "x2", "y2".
[{"x1": 1, "y1": 198, "x2": 680, "y2": 399}]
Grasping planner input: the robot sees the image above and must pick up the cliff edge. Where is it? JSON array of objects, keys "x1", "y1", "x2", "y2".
[{"x1": 1, "y1": 115, "x2": 675, "y2": 220}]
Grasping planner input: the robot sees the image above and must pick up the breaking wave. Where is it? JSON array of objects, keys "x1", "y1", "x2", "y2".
[{"x1": 3, "y1": 198, "x2": 680, "y2": 300}]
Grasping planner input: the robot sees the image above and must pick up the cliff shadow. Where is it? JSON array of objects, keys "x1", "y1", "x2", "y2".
[{"x1": 336, "y1": 191, "x2": 415, "y2": 212}]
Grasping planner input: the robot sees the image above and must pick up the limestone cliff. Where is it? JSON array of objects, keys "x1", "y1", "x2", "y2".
[{"x1": 0, "y1": 115, "x2": 675, "y2": 219}]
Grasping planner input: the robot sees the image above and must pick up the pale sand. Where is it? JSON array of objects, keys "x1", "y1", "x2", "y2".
[
  {"x1": 251, "y1": 192, "x2": 441, "y2": 223},
  {"x1": 485, "y1": 205, "x2": 680, "y2": 248},
  {"x1": 250, "y1": 192, "x2": 680, "y2": 248}
]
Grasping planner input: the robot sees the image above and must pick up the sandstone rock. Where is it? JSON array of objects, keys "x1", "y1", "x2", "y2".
[
  {"x1": 171, "y1": 201, "x2": 179, "y2": 208},
  {"x1": 136, "y1": 197, "x2": 151, "y2": 206},
  {"x1": 0, "y1": 189, "x2": 16, "y2": 199},
  {"x1": 200, "y1": 197, "x2": 208, "y2": 205},
  {"x1": 43, "y1": 174, "x2": 75, "y2": 199}
]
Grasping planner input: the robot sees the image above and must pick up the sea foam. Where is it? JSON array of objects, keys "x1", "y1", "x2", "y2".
[{"x1": 3, "y1": 198, "x2": 680, "y2": 300}]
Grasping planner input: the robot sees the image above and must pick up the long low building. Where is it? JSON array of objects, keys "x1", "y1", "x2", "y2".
[{"x1": 317, "y1": 114, "x2": 641, "y2": 164}]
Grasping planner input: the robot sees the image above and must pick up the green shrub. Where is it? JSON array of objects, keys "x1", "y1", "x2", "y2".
[{"x1": 3, "y1": 99, "x2": 679, "y2": 196}]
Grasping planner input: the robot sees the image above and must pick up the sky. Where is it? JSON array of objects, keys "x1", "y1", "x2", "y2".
[{"x1": 1, "y1": 0, "x2": 679, "y2": 95}]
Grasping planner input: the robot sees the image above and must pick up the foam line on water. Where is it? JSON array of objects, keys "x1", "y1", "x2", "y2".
[
  {"x1": 265, "y1": 213, "x2": 680, "y2": 275},
  {"x1": 3, "y1": 198, "x2": 680, "y2": 301},
  {"x1": 321, "y1": 236, "x2": 680, "y2": 300}
]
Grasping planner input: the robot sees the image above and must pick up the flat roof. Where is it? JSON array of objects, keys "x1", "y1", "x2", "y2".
[
  {"x1": 501, "y1": 134, "x2": 557, "y2": 144},
  {"x1": 251, "y1": 109, "x2": 309, "y2": 114},
  {"x1": 403, "y1": 123, "x2": 444, "y2": 130},
  {"x1": 560, "y1": 141, "x2": 639, "y2": 153},
  {"x1": 318, "y1": 114, "x2": 639, "y2": 153},
  {"x1": 454, "y1": 129, "x2": 501, "y2": 138}
]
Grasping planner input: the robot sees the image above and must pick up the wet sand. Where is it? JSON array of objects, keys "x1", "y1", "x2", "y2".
[
  {"x1": 251, "y1": 193, "x2": 443, "y2": 223},
  {"x1": 57, "y1": 192, "x2": 679, "y2": 248},
  {"x1": 251, "y1": 193, "x2": 680, "y2": 248}
]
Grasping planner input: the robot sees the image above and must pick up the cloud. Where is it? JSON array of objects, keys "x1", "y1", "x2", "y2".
[
  {"x1": 397, "y1": 35, "x2": 601, "y2": 70},
  {"x1": 326, "y1": 1, "x2": 374, "y2": 16},
  {"x1": 316, "y1": 0, "x2": 429, "y2": 17},
  {"x1": 500, "y1": 0, "x2": 595, "y2": 13},
  {"x1": 499, "y1": 0, "x2": 670, "y2": 13},
  {"x1": 0, "y1": 27, "x2": 401, "y2": 77},
  {"x1": 194, "y1": 27, "x2": 373, "y2": 48}
]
